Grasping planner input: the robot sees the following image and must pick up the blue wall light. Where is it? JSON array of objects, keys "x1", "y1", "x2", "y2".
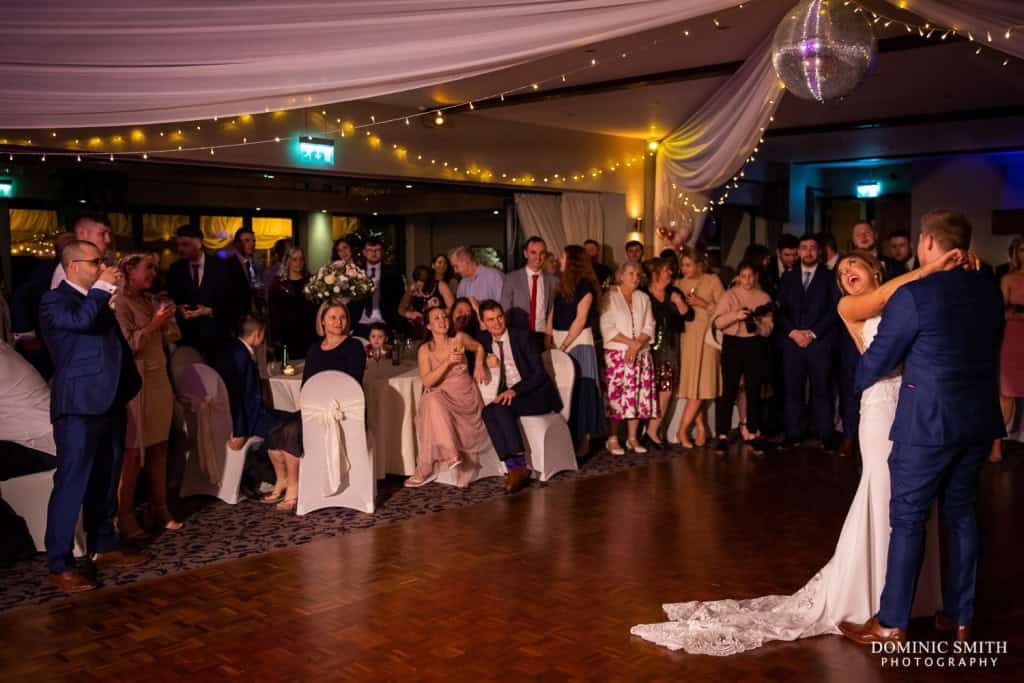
[
  {"x1": 855, "y1": 180, "x2": 882, "y2": 198},
  {"x1": 298, "y1": 136, "x2": 335, "y2": 165}
]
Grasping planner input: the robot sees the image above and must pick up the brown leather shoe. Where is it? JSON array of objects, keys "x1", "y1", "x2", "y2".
[
  {"x1": 92, "y1": 549, "x2": 148, "y2": 569},
  {"x1": 839, "y1": 616, "x2": 906, "y2": 645},
  {"x1": 504, "y1": 467, "x2": 532, "y2": 495},
  {"x1": 934, "y1": 611, "x2": 971, "y2": 642},
  {"x1": 49, "y1": 570, "x2": 98, "y2": 594}
]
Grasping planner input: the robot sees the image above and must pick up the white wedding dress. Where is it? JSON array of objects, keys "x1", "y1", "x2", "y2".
[{"x1": 631, "y1": 316, "x2": 943, "y2": 655}]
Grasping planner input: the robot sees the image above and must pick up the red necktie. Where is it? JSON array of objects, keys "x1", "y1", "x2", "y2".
[{"x1": 528, "y1": 273, "x2": 539, "y2": 331}]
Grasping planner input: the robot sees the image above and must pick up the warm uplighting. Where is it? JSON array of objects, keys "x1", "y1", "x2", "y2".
[
  {"x1": 434, "y1": 111, "x2": 446, "y2": 126},
  {"x1": 647, "y1": 140, "x2": 659, "y2": 152}
]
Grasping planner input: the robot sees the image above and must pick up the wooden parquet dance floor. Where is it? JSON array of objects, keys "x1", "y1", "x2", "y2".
[{"x1": 0, "y1": 445, "x2": 1020, "y2": 682}]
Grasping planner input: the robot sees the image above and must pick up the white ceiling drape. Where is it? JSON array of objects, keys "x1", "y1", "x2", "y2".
[
  {"x1": 0, "y1": 0, "x2": 742, "y2": 129},
  {"x1": 884, "y1": 1, "x2": 1024, "y2": 60}
]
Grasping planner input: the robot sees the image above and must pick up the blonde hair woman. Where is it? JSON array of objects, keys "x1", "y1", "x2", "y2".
[
  {"x1": 992, "y1": 238, "x2": 1024, "y2": 462},
  {"x1": 674, "y1": 247, "x2": 724, "y2": 448}
]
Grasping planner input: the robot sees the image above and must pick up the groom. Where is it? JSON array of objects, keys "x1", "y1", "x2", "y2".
[{"x1": 840, "y1": 210, "x2": 1004, "y2": 644}]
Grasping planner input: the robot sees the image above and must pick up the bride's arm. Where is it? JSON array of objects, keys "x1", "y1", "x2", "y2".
[{"x1": 837, "y1": 249, "x2": 963, "y2": 323}]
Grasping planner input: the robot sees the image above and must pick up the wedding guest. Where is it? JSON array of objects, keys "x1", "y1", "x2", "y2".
[
  {"x1": 624, "y1": 240, "x2": 644, "y2": 266},
  {"x1": 601, "y1": 262, "x2": 656, "y2": 455},
  {"x1": 888, "y1": 229, "x2": 917, "y2": 271},
  {"x1": 816, "y1": 232, "x2": 841, "y2": 270},
  {"x1": 262, "y1": 237, "x2": 293, "y2": 293},
  {"x1": 264, "y1": 303, "x2": 366, "y2": 510},
  {"x1": 398, "y1": 264, "x2": 454, "y2": 339},
  {"x1": 114, "y1": 254, "x2": 183, "y2": 540},
  {"x1": 992, "y1": 238, "x2": 1024, "y2": 463},
  {"x1": 742, "y1": 243, "x2": 774, "y2": 296},
  {"x1": 478, "y1": 300, "x2": 560, "y2": 493},
  {"x1": 268, "y1": 246, "x2": 317, "y2": 360},
  {"x1": 366, "y1": 322, "x2": 391, "y2": 360},
  {"x1": 404, "y1": 307, "x2": 489, "y2": 488},
  {"x1": 776, "y1": 234, "x2": 841, "y2": 449},
  {"x1": 50, "y1": 212, "x2": 112, "y2": 289},
  {"x1": 332, "y1": 236, "x2": 355, "y2": 265},
  {"x1": 0, "y1": 340, "x2": 56, "y2": 456},
  {"x1": 224, "y1": 226, "x2": 263, "y2": 324},
  {"x1": 502, "y1": 236, "x2": 557, "y2": 346},
  {"x1": 451, "y1": 246, "x2": 505, "y2": 310},
  {"x1": 585, "y1": 239, "x2": 613, "y2": 285},
  {"x1": 167, "y1": 224, "x2": 232, "y2": 359},
  {"x1": 658, "y1": 248, "x2": 681, "y2": 279},
  {"x1": 763, "y1": 233, "x2": 799, "y2": 301},
  {"x1": 543, "y1": 251, "x2": 560, "y2": 278},
  {"x1": 851, "y1": 221, "x2": 905, "y2": 279},
  {"x1": 712, "y1": 261, "x2": 774, "y2": 450},
  {"x1": 643, "y1": 257, "x2": 690, "y2": 447},
  {"x1": 350, "y1": 237, "x2": 405, "y2": 338},
  {"x1": 674, "y1": 247, "x2": 724, "y2": 448},
  {"x1": 995, "y1": 235, "x2": 1022, "y2": 281},
  {"x1": 549, "y1": 245, "x2": 606, "y2": 457},
  {"x1": 39, "y1": 240, "x2": 145, "y2": 593},
  {"x1": 432, "y1": 253, "x2": 459, "y2": 293},
  {"x1": 215, "y1": 316, "x2": 292, "y2": 499},
  {"x1": 451, "y1": 297, "x2": 480, "y2": 339},
  {"x1": 12, "y1": 232, "x2": 75, "y2": 378}
]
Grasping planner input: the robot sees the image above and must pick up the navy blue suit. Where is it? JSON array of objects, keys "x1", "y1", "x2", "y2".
[
  {"x1": 856, "y1": 268, "x2": 1004, "y2": 629},
  {"x1": 478, "y1": 328, "x2": 560, "y2": 460},
  {"x1": 776, "y1": 265, "x2": 841, "y2": 442},
  {"x1": 214, "y1": 339, "x2": 286, "y2": 440},
  {"x1": 39, "y1": 282, "x2": 141, "y2": 573}
]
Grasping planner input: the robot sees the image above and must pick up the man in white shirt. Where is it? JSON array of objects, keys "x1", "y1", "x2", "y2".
[
  {"x1": 500, "y1": 236, "x2": 557, "y2": 347},
  {"x1": 50, "y1": 213, "x2": 112, "y2": 290}
]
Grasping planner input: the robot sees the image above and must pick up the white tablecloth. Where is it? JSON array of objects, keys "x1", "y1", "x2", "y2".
[{"x1": 269, "y1": 360, "x2": 500, "y2": 479}]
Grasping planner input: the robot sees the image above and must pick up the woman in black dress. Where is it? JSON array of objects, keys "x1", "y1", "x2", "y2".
[
  {"x1": 264, "y1": 300, "x2": 366, "y2": 511},
  {"x1": 548, "y1": 244, "x2": 606, "y2": 457},
  {"x1": 268, "y1": 246, "x2": 317, "y2": 360},
  {"x1": 643, "y1": 256, "x2": 691, "y2": 447},
  {"x1": 399, "y1": 265, "x2": 455, "y2": 339}
]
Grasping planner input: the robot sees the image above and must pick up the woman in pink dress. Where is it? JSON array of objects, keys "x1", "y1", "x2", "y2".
[
  {"x1": 992, "y1": 240, "x2": 1024, "y2": 462},
  {"x1": 405, "y1": 306, "x2": 490, "y2": 488}
]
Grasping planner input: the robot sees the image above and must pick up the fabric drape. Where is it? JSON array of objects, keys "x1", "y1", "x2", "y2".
[
  {"x1": 515, "y1": 192, "x2": 605, "y2": 254},
  {"x1": 884, "y1": 1, "x2": 1024, "y2": 60},
  {"x1": 654, "y1": 36, "x2": 784, "y2": 249},
  {"x1": 303, "y1": 397, "x2": 361, "y2": 497},
  {"x1": 0, "y1": 0, "x2": 743, "y2": 128}
]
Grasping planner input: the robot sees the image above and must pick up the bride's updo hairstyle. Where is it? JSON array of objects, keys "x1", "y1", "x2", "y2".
[{"x1": 836, "y1": 250, "x2": 883, "y2": 295}]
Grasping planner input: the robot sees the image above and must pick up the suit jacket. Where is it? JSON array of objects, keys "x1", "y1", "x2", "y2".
[
  {"x1": 223, "y1": 254, "x2": 260, "y2": 324},
  {"x1": 855, "y1": 269, "x2": 1004, "y2": 446},
  {"x1": 167, "y1": 254, "x2": 233, "y2": 352},
  {"x1": 214, "y1": 338, "x2": 269, "y2": 439},
  {"x1": 38, "y1": 282, "x2": 141, "y2": 421},
  {"x1": 776, "y1": 265, "x2": 841, "y2": 348},
  {"x1": 478, "y1": 327, "x2": 560, "y2": 414},
  {"x1": 500, "y1": 267, "x2": 557, "y2": 332},
  {"x1": 348, "y1": 264, "x2": 405, "y2": 329},
  {"x1": 762, "y1": 256, "x2": 790, "y2": 301},
  {"x1": 879, "y1": 254, "x2": 907, "y2": 281}
]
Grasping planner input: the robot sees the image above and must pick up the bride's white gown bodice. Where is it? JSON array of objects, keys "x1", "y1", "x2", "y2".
[{"x1": 631, "y1": 316, "x2": 942, "y2": 655}]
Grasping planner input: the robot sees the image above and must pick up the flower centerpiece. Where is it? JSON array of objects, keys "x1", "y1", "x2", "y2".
[{"x1": 304, "y1": 260, "x2": 375, "y2": 305}]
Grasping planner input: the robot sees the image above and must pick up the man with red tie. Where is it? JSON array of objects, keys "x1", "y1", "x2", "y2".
[{"x1": 500, "y1": 236, "x2": 558, "y2": 350}]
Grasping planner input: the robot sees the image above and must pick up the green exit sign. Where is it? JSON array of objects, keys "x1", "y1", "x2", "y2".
[{"x1": 0, "y1": 181, "x2": 12, "y2": 197}]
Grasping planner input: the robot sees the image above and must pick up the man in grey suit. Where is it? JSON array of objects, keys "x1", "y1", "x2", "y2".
[{"x1": 501, "y1": 236, "x2": 558, "y2": 349}]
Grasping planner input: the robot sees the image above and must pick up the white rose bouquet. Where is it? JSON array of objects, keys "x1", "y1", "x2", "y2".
[{"x1": 304, "y1": 260, "x2": 375, "y2": 304}]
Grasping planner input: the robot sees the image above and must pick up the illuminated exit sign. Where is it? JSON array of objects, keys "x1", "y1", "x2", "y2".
[{"x1": 298, "y1": 136, "x2": 335, "y2": 165}]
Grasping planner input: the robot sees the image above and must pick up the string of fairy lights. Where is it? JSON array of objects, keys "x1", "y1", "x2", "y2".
[{"x1": 0, "y1": 1, "x2": 1020, "y2": 196}]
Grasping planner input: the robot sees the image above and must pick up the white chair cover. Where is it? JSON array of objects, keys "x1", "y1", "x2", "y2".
[
  {"x1": 0, "y1": 470, "x2": 85, "y2": 555},
  {"x1": 353, "y1": 336, "x2": 370, "y2": 347},
  {"x1": 543, "y1": 349, "x2": 575, "y2": 422},
  {"x1": 298, "y1": 371, "x2": 375, "y2": 515},
  {"x1": 177, "y1": 363, "x2": 259, "y2": 504},
  {"x1": 169, "y1": 346, "x2": 205, "y2": 392}
]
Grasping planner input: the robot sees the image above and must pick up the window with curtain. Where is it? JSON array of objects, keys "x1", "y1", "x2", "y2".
[
  {"x1": 143, "y1": 213, "x2": 189, "y2": 271},
  {"x1": 9, "y1": 209, "x2": 59, "y2": 259}
]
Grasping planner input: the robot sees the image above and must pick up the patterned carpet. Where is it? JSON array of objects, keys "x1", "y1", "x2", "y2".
[{"x1": 0, "y1": 443, "x2": 701, "y2": 613}]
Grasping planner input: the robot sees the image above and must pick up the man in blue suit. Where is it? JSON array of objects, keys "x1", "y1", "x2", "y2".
[
  {"x1": 477, "y1": 300, "x2": 561, "y2": 494},
  {"x1": 776, "y1": 234, "x2": 841, "y2": 449},
  {"x1": 840, "y1": 210, "x2": 1005, "y2": 644},
  {"x1": 38, "y1": 240, "x2": 145, "y2": 593}
]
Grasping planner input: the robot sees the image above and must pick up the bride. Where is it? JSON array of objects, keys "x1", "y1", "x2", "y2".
[{"x1": 630, "y1": 248, "x2": 966, "y2": 655}]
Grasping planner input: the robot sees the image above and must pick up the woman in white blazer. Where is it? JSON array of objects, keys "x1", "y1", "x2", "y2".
[{"x1": 600, "y1": 262, "x2": 657, "y2": 455}]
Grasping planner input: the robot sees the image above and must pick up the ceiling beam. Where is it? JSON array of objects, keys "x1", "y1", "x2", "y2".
[
  {"x1": 765, "y1": 106, "x2": 1024, "y2": 138},
  {"x1": 470, "y1": 34, "x2": 959, "y2": 112}
]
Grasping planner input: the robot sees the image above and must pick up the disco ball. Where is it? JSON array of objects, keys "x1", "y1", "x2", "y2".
[{"x1": 772, "y1": 0, "x2": 877, "y2": 102}]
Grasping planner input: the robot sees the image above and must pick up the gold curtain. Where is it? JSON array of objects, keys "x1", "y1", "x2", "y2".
[
  {"x1": 331, "y1": 215, "x2": 358, "y2": 240},
  {"x1": 200, "y1": 215, "x2": 243, "y2": 251},
  {"x1": 143, "y1": 214, "x2": 190, "y2": 242},
  {"x1": 253, "y1": 217, "x2": 293, "y2": 250},
  {"x1": 10, "y1": 209, "x2": 59, "y2": 257}
]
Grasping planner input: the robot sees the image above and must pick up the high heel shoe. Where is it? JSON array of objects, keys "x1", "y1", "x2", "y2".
[
  {"x1": 694, "y1": 423, "x2": 707, "y2": 448},
  {"x1": 676, "y1": 426, "x2": 695, "y2": 449},
  {"x1": 606, "y1": 438, "x2": 625, "y2": 456},
  {"x1": 626, "y1": 439, "x2": 648, "y2": 454}
]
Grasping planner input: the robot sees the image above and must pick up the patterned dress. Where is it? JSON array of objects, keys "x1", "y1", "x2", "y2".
[{"x1": 602, "y1": 289, "x2": 658, "y2": 420}]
